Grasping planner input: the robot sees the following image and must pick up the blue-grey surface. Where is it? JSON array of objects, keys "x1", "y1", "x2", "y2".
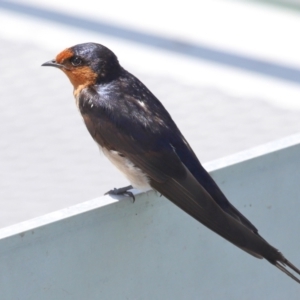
[
  {"x1": 0, "y1": 136, "x2": 299, "y2": 299},
  {"x1": 0, "y1": 37, "x2": 300, "y2": 228}
]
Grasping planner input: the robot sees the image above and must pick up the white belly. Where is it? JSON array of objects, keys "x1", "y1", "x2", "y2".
[{"x1": 101, "y1": 147, "x2": 151, "y2": 192}]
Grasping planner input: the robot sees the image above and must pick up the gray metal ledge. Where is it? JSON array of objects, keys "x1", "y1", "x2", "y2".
[{"x1": 1, "y1": 134, "x2": 300, "y2": 299}]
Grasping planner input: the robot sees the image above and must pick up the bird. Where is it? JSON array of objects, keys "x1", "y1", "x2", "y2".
[{"x1": 42, "y1": 42, "x2": 300, "y2": 283}]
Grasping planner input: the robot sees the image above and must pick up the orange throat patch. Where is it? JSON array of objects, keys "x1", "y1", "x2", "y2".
[{"x1": 63, "y1": 66, "x2": 97, "y2": 97}]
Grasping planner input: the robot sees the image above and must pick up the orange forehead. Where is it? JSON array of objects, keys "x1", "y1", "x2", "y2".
[{"x1": 56, "y1": 48, "x2": 73, "y2": 64}]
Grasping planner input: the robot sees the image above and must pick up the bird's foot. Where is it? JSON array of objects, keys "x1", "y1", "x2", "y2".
[{"x1": 105, "y1": 185, "x2": 135, "y2": 202}]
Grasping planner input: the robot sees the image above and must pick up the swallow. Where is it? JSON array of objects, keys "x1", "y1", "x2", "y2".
[{"x1": 42, "y1": 42, "x2": 300, "y2": 283}]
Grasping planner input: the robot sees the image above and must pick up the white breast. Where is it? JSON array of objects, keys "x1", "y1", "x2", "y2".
[{"x1": 101, "y1": 147, "x2": 151, "y2": 192}]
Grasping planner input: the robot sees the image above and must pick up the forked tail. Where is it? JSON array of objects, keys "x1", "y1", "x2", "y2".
[{"x1": 274, "y1": 257, "x2": 300, "y2": 284}]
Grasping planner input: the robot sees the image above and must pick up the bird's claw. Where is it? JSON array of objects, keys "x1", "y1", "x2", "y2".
[{"x1": 105, "y1": 185, "x2": 135, "y2": 202}]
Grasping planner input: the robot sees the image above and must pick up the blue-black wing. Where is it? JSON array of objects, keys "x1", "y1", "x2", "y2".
[{"x1": 77, "y1": 81, "x2": 300, "y2": 282}]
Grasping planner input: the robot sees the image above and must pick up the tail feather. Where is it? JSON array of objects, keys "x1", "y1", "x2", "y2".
[
  {"x1": 149, "y1": 168, "x2": 300, "y2": 284},
  {"x1": 284, "y1": 258, "x2": 300, "y2": 276},
  {"x1": 275, "y1": 259, "x2": 300, "y2": 284}
]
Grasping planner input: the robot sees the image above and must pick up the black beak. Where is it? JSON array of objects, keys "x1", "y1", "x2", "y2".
[{"x1": 41, "y1": 60, "x2": 63, "y2": 68}]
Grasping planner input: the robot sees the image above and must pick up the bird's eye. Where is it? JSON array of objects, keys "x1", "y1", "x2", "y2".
[{"x1": 70, "y1": 56, "x2": 83, "y2": 67}]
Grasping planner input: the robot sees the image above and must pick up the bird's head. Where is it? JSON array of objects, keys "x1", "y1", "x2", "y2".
[{"x1": 42, "y1": 43, "x2": 121, "y2": 94}]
